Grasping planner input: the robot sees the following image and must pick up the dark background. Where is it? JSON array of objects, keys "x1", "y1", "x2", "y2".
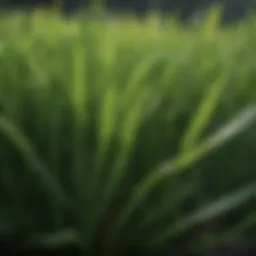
[{"x1": 0, "y1": 0, "x2": 256, "y2": 23}]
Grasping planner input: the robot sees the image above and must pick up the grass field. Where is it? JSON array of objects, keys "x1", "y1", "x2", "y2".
[{"x1": 0, "y1": 7, "x2": 255, "y2": 255}]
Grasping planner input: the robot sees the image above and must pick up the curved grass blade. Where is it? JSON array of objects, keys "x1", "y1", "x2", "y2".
[
  {"x1": 101, "y1": 90, "x2": 149, "y2": 207},
  {"x1": 103, "y1": 105, "x2": 256, "y2": 251},
  {"x1": 70, "y1": 38, "x2": 88, "y2": 194},
  {"x1": 196, "y1": 210, "x2": 256, "y2": 249},
  {"x1": 150, "y1": 183, "x2": 255, "y2": 247},
  {"x1": 180, "y1": 73, "x2": 228, "y2": 153},
  {"x1": 200, "y1": 5, "x2": 222, "y2": 42},
  {"x1": 120, "y1": 52, "x2": 164, "y2": 108},
  {"x1": 0, "y1": 115, "x2": 67, "y2": 204},
  {"x1": 25, "y1": 228, "x2": 80, "y2": 249}
]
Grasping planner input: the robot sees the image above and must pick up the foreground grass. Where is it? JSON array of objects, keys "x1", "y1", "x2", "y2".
[{"x1": 0, "y1": 8, "x2": 255, "y2": 255}]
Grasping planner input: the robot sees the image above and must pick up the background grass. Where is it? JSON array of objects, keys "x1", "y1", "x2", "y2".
[{"x1": 0, "y1": 7, "x2": 255, "y2": 255}]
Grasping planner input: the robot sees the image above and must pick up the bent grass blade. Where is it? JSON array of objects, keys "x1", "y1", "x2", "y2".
[
  {"x1": 150, "y1": 183, "x2": 255, "y2": 247},
  {"x1": 0, "y1": 115, "x2": 67, "y2": 204},
  {"x1": 180, "y1": 73, "x2": 228, "y2": 153},
  {"x1": 103, "y1": 105, "x2": 256, "y2": 251}
]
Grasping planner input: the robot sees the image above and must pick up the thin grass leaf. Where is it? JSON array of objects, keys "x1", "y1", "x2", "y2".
[
  {"x1": 25, "y1": 228, "x2": 80, "y2": 249},
  {"x1": 150, "y1": 183, "x2": 255, "y2": 247},
  {"x1": 71, "y1": 40, "x2": 88, "y2": 123},
  {"x1": 102, "y1": 90, "x2": 149, "y2": 204},
  {"x1": 70, "y1": 39, "x2": 88, "y2": 191},
  {"x1": 197, "y1": 210, "x2": 256, "y2": 248},
  {"x1": 0, "y1": 115, "x2": 67, "y2": 204},
  {"x1": 137, "y1": 183, "x2": 196, "y2": 230},
  {"x1": 201, "y1": 5, "x2": 222, "y2": 42},
  {"x1": 93, "y1": 25, "x2": 118, "y2": 179},
  {"x1": 120, "y1": 53, "x2": 162, "y2": 108},
  {"x1": 180, "y1": 74, "x2": 228, "y2": 153},
  {"x1": 103, "y1": 105, "x2": 256, "y2": 251},
  {"x1": 94, "y1": 88, "x2": 119, "y2": 174}
]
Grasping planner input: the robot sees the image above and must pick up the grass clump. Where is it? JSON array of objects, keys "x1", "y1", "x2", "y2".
[{"x1": 0, "y1": 8, "x2": 255, "y2": 255}]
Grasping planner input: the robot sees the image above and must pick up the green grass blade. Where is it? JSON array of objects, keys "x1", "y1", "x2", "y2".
[
  {"x1": 0, "y1": 115, "x2": 67, "y2": 204},
  {"x1": 103, "y1": 105, "x2": 256, "y2": 251},
  {"x1": 180, "y1": 73, "x2": 228, "y2": 153},
  {"x1": 150, "y1": 183, "x2": 255, "y2": 247}
]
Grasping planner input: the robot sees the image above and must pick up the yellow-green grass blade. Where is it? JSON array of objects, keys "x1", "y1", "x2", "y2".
[{"x1": 180, "y1": 73, "x2": 229, "y2": 153}]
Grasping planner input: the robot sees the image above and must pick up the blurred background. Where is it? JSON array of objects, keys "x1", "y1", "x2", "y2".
[{"x1": 0, "y1": 0, "x2": 256, "y2": 23}]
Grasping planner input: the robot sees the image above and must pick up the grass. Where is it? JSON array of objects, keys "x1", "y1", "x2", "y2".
[{"x1": 0, "y1": 7, "x2": 255, "y2": 255}]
